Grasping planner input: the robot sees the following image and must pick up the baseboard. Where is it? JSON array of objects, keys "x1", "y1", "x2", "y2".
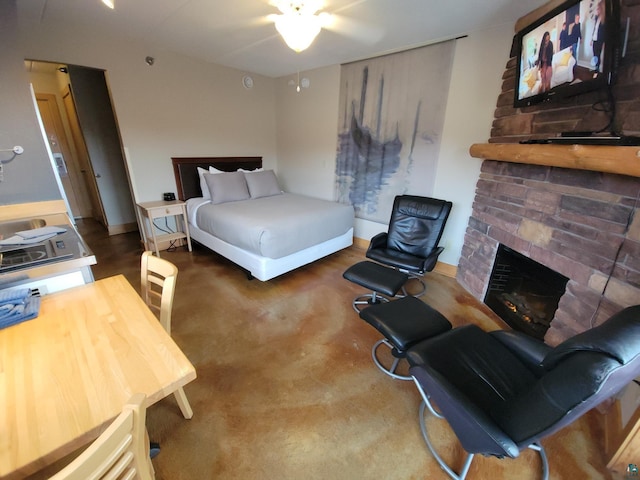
[
  {"x1": 107, "y1": 222, "x2": 139, "y2": 236},
  {"x1": 352, "y1": 236, "x2": 369, "y2": 250},
  {"x1": 352, "y1": 236, "x2": 457, "y2": 278},
  {"x1": 434, "y1": 262, "x2": 457, "y2": 278}
]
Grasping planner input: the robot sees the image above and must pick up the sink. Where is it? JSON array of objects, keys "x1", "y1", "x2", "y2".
[{"x1": 0, "y1": 218, "x2": 46, "y2": 239}]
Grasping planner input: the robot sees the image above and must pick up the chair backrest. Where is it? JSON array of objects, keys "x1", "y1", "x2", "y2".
[
  {"x1": 49, "y1": 393, "x2": 155, "y2": 480},
  {"x1": 386, "y1": 195, "x2": 452, "y2": 258},
  {"x1": 494, "y1": 304, "x2": 640, "y2": 448},
  {"x1": 141, "y1": 251, "x2": 178, "y2": 333}
]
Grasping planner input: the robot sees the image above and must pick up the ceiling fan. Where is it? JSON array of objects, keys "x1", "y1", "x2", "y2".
[
  {"x1": 267, "y1": 0, "x2": 383, "y2": 52},
  {"x1": 268, "y1": 1, "x2": 329, "y2": 52}
]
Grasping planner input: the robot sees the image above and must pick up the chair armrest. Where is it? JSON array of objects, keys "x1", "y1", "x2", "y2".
[
  {"x1": 367, "y1": 232, "x2": 388, "y2": 252},
  {"x1": 490, "y1": 330, "x2": 551, "y2": 376},
  {"x1": 421, "y1": 246, "x2": 444, "y2": 272}
]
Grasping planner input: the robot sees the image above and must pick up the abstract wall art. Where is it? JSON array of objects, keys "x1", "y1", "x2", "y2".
[{"x1": 334, "y1": 40, "x2": 455, "y2": 223}]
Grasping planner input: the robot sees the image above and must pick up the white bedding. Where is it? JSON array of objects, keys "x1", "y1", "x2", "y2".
[{"x1": 187, "y1": 193, "x2": 354, "y2": 259}]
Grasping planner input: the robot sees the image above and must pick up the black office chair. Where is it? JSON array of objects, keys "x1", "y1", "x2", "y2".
[
  {"x1": 366, "y1": 195, "x2": 452, "y2": 296},
  {"x1": 405, "y1": 304, "x2": 640, "y2": 480}
]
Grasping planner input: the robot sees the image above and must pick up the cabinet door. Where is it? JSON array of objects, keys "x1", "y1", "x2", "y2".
[{"x1": 606, "y1": 400, "x2": 640, "y2": 474}]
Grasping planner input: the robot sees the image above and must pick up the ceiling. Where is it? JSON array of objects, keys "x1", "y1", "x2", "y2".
[{"x1": 17, "y1": 0, "x2": 547, "y2": 78}]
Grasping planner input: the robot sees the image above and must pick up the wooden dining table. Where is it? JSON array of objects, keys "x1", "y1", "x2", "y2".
[{"x1": 0, "y1": 274, "x2": 197, "y2": 479}]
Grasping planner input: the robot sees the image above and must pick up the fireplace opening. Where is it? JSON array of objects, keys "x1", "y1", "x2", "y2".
[{"x1": 484, "y1": 244, "x2": 569, "y2": 340}]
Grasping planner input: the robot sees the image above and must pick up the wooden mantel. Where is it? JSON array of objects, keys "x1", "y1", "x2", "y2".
[{"x1": 469, "y1": 143, "x2": 640, "y2": 178}]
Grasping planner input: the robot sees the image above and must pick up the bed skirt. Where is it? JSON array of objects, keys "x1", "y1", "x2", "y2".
[{"x1": 190, "y1": 225, "x2": 353, "y2": 281}]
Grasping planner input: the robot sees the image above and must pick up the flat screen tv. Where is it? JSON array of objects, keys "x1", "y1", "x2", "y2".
[{"x1": 514, "y1": 0, "x2": 620, "y2": 108}]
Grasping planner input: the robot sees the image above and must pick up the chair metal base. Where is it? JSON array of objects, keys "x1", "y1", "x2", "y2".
[
  {"x1": 352, "y1": 291, "x2": 390, "y2": 313},
  {"x1": 412, "y1": 378, "x2": 549, "y2": 480},
  {"x1": 401, "y1": 275, "x2": 426, "y2": 297},
  {"x1": 371, "y1": 339, "x2": 412, "y2": 380}
]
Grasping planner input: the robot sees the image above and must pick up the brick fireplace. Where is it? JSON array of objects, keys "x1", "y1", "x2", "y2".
[
  {"x1": 456, "y1": 0, "x2": 640, "y2": 345},
  {"x1": 457, "y1": 159, "x2": 640, "y2": 345}
]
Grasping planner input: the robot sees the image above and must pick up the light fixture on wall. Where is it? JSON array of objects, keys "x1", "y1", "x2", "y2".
[
  {"x1": 101, "y1": 0, "x2": 114, "y2": 9},
  {"x1": 270, "y1": 1, "x2": 330, "y2": 53},
  {"x1": 288, "y1": 71, "x2": 310, "y2": 93}
]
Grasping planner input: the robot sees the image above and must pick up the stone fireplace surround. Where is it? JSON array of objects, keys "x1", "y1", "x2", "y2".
[
  {"x1": 454, "y1": 0, "x2": 640, "y2": 345},
  {"x1": 456, "y1": 155, "x2": 640, "y2": 345}
]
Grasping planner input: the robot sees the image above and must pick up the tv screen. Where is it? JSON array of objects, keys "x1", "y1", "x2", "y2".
[{"x1": 514, "y1": 0, "x2": 619, "y2": 108}]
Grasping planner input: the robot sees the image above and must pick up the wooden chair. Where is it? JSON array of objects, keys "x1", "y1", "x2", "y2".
[
  {"x1": 141, "y1": 251, "x2": 193, "y2": 419},
  {"x1": 49, "y1": 394, "x2": 155, "y2": 480}
]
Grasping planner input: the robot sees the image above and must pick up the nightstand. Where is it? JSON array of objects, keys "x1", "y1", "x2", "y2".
[{"x1": 137, "y1": 200, "x2": 192, "y2": 257}]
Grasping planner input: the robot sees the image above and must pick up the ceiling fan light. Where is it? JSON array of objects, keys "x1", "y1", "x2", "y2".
[
  {"x1": 275, "y1": 12, "x2": 322, "y2": 53},
  {"x1": 101, "y1": 0, "x2": 114, "y2": 9},
  {"x1": 274, "y1": 0, "x2": 322, "y2": 16}
]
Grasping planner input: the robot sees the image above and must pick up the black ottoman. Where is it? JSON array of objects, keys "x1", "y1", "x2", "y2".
[
  {"x1": 359, "y1": 296, "x2": 452, "y2": 380},
  {"x1": 343, "y1": 261, "x2": 409, "y2": 312}
]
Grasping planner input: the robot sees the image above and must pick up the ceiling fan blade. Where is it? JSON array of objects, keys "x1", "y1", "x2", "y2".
[
  {"x1": 323, "y1": 13, "x2": 384, "y2": 44},
  {"x1": 250, "y1": 14, "x2": 275, "y2": 27},
  {"x1": 330, "y1": 0, "x2": 370, "y2": 15}
]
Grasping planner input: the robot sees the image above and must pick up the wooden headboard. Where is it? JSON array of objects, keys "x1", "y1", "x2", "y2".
[{"x1": 171, "y1": 156, "x2": 263, "y2": 201}]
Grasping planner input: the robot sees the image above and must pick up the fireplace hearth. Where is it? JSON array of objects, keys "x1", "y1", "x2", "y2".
[{"x1": 484, "y1": 245, "x2": 568, "y2": 340}]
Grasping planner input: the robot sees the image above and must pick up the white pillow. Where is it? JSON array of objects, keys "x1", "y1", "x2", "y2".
[
  {"x1": 198, "y1": 166, "x2": 224, "y2": 199},
  {"x1": 244, "y1": 169, "x2": 282, "y2": 199}
]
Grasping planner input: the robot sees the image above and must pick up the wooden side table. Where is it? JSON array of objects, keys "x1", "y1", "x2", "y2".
[
  {"x1": 606, "y1": 397, "x2": 640, "y2": 475},
  {"x1": 137, "y1": 200, "x2": 192, "y2": 257}
]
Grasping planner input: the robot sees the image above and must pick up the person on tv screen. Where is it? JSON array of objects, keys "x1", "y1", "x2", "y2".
[
  {"x1": 560, "y1": 22, "x2": 570, "y2": 50},
  {"x1": 568, "y1": 13, "x2": 582, "y2": 59},
  {"x1": 538, "y1": 31, "x2": 554, "y2": 92},
  {"x1": 591, "y1": 1, "x2": 606, "y2": 72}
]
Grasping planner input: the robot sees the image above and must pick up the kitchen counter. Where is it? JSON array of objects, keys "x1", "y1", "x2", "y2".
[{"x1": 0, "y1": 200, "x2": 97, "y2": 294}]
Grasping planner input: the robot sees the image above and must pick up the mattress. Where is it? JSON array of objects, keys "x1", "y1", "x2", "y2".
[{"x1": 190, "y1": 193, "x2": 354, "y2": 259}]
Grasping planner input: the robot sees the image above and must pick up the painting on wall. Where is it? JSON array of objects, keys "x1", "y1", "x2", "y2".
[{"x1": 334, "y1": 41, "x2": 455, "y2": 224}]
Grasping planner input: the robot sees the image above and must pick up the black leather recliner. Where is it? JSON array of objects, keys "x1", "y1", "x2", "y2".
[
  {"x1": 406, "y1": 304, "x2": 640, "y2": 480},
  {"x1": 366, "y1": 195, "x2": 452, "y2": 296}
]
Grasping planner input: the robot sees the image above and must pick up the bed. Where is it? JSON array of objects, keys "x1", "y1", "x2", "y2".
[{"x1": 172, "y1": 157, "x2": 354, "y2": 281}]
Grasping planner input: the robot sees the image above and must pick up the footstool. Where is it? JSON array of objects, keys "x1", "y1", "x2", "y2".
[
  {"x1": 343, "y1": 261, "x2": 409, "y2": 312},
  {"x1": 359, "y1": 296, "x2": 452, "y2": 380}
]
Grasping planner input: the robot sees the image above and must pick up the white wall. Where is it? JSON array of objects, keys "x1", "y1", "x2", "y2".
[
  {"x1": 433, "y1": 24, "x2": 515, "y2": 265},
  {"x1": 0, "y1": 2, "x2": 61, "y2": 205},
  {"x1": 18, "y1": 22, "x2": 278, "y2": 204},
  {"x1": 275, "y1": 24, "x2": 515, "y2": 267},
  {"x1": 275, "y1": 67, "x2": 341, "y2": 200},
  {"x1": 15, "y1": 10, "x2": 514, "y2": 268}
]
